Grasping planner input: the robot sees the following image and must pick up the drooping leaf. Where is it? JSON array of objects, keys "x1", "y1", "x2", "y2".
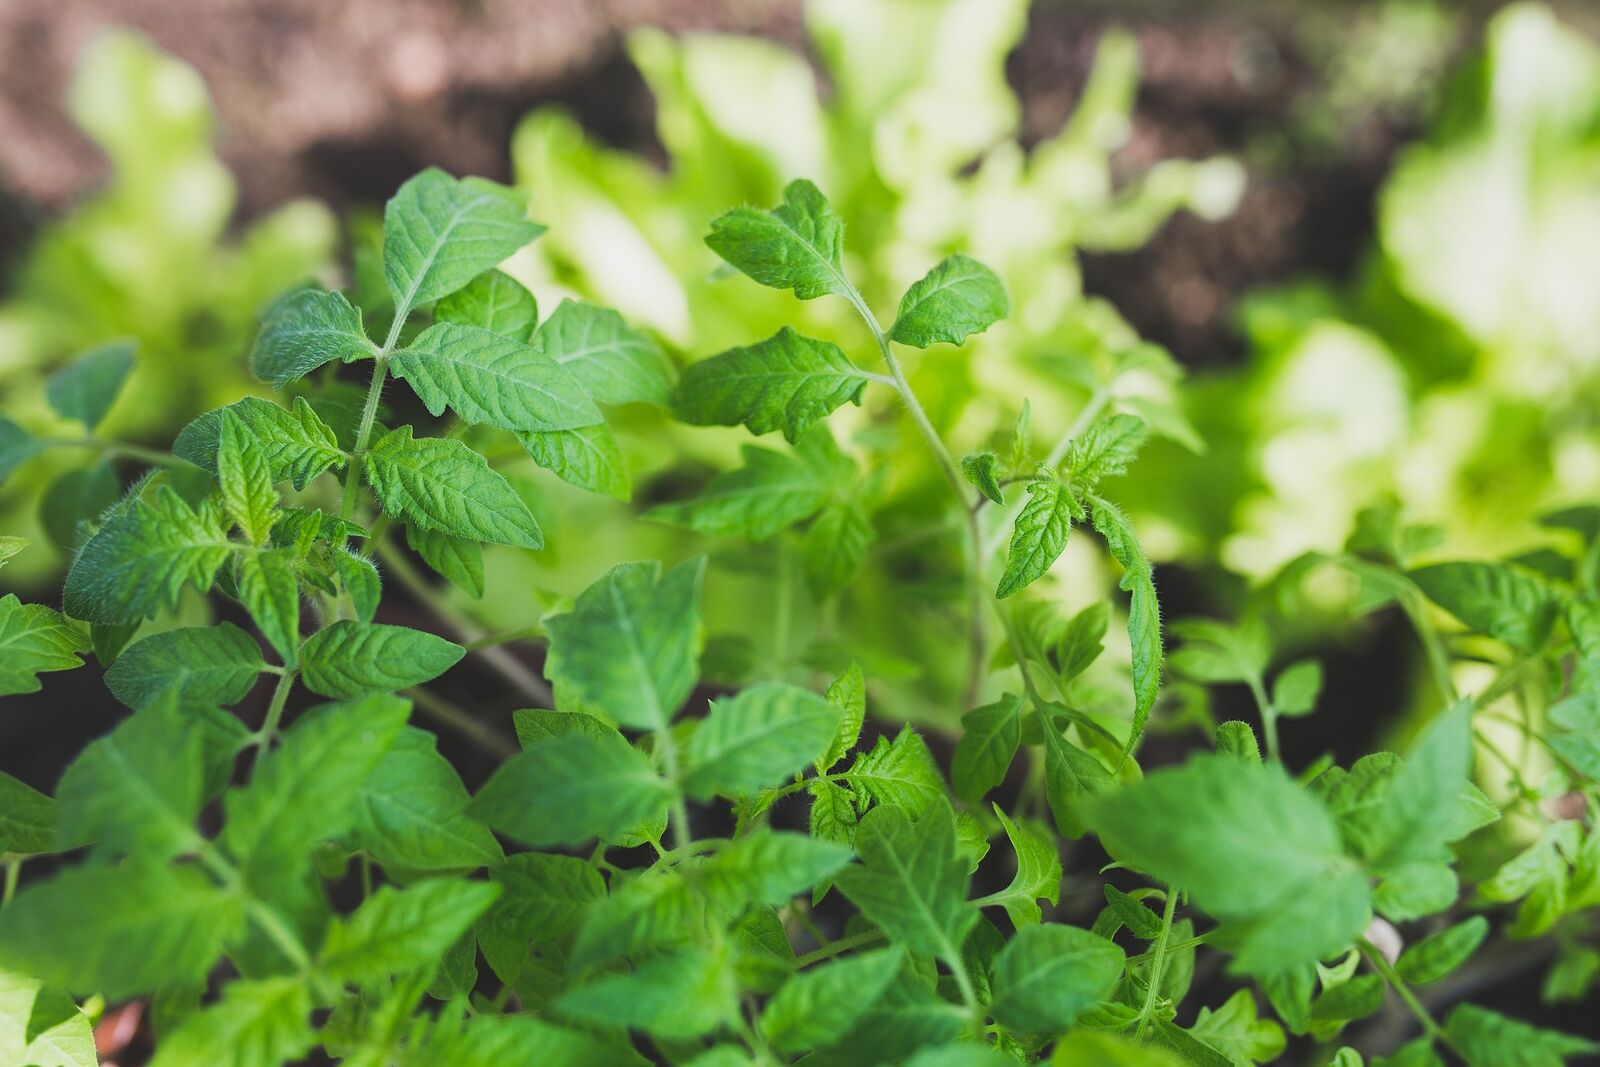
[
  {"x1": 469, "y1": 732, "x2": 673, "y2": 847},
  {"x1": 543, "y1": 557, "x2": 704, "y2": 731},
  {"x1": 47, "y1": 340, "x2": 136, "y2": 430},
  {"x1": 63, "y1": 486, "x2": 234, "y2": 625},
  {"x1": 1091, "y1": 496, "x2": 1162, "y2": 759},
  {"x1": 953, "y1": 694, "x2": 1022, "y2": 803},
  {"x1": 364, "y1": 426, "x2": 543, "y2": 549},
  {"x1": 705, "y1": 179, "x2": 848, "y2": 301},
  {"x1": 250, "y1": 289, "x2": 374, "y2": 386},
  {"x1": 989, "y1": 923, "x2": 1124, "y2": 1034},
  {"x1": 535, "y1": 299, "x2": 674, "y2": 407},
  {"x1": 406, "y1": 525, "x2": 484, "y2": 598},
  {"x1": 674, "y1": 327, "x2": 868, "y2": 443},
  {"x1": 889, "y1": 254, "x2": 1008, "y2": 348},
  {"x1": 0, "y1": 862, "x2": 243, "y2": 1000},
  {"x1": 435, "y1": 269, "x2": 538, "y2": 342},
  {"x1": 682, "y1": 683, "x2": 841, "y2": 799},
  {"x1": 298, "y1": 620, "x2": 463, "y2": 698},
  {"x1": 0, "y1": 595, "x2": 89, "y2": 697},
  {"x1": 173, "y1": 397, "x2": 345, "y2": 491},
  {"x1": 383, "y1": 169, "x2": 545, "y2": 315},
  {"x1": 997, "y1": 478, "x2": 1079, "y2": 599},
  {"x1": 391, "y1": 322, "x2": 601, "y2": 433}
]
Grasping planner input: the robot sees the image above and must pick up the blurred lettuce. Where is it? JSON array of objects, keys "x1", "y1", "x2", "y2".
[
  {"x1": 0, "y1": 31, "x2": 336, "y2": 581},
  {"x1": 487, "y1": 0, "x2": 1243, "y2": 720},
  {"x1": 1129, "y1": 2, "x2": 1600, "y2": 583}
]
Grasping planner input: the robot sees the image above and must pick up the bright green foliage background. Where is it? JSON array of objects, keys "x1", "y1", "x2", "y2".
[{"x1": 1, "y1": 2, "x2": 1600, "y2": 1065}]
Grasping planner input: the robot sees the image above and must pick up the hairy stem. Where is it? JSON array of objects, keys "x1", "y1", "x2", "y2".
[
  {"x1": 251, "y1": 668, "x2": 298, "y2": 771},
  {"x1": 339, "y1": 356, "x2": 389, "y2": 524},
  {"x1": 794, "y1": 928, "x2": 887, "y2": 968},
  {"x1": 1134, "y1": 887, "x2": 1179, "y2": 1041},
  {"x1": 1360, "y1": 938, "x2": 1452, "y2": 1051},
  {"x1": 1246, "y1": 674, "x2": 1281, "y2": 763}
]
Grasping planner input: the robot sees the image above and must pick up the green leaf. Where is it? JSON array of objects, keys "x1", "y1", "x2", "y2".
[
  {"x1": 414, "y1": 1014, "x2": 643, "y2": 1067},
  {"x1": 470, "y1": 732, "x2": 673, "y2": 847},
  {"x1": 384, "y1": 169, "x2": 545, "y2": 315},
  {"x1": 0, "y1": 970, "x2": 97, "y2": 1067},
  {"x1": 1342, "y1": 701, "x2": 1477, "y2": 872},
  {"x1": 1310, "y1": 975, "x2": 1384, "y2": 1025},
  {"x1": 0, "y1": 595, "x2": 89, "y2": 697},
  {"x1": 1372, "y1": 861, "x2": 1458, "y2": 921},
  {"x1": 40, "y1": 461, "x2": 120, "y2": 551},
  {"x1": 961, "y1": 452, "x2": 1004, "y2": 505},
  {"x1": 543, "y1": 558, "x2": 704, "y2": 731},
  {"x1": 1091, "y1": 496, "x2": 1162, "y2": 759},
  {"x1": 350, "y1": 727, "x2": 504, "y2": 872},
  {"x1": 0, "y1": 773, "x2": 55, "y2": 856},
  {"x1": 953, "y1": 694, "x2": 1022, "y2": 802},
  {"x1": 813, "y1": 968, "x2": 968, "y2": 1063},
  {"x1": 47, "y1": 340, "x2": 135, "y2": 430},
  {"x1": 648, "y1": 435, "x2": 843, "y2": 541},
  {"x1": 535, "y1": 299, "x2": 674, "y2": 407},
  {"x1": 558, "y1": 950, "x2": 737, "y2": 1040},
  {"x1": 55, "y1": 698, "x2": 206, "y2": 861},
  {"x1": 435, "y1": 269, "x2": 538, "y2": 342},
  {"x1": 250, "y1": 289, "x2": 373, "y2": 385},
  {"x1": 1273, "y1": 660, "x2": 1323, "y2": 718},
  {"x1": 674, "y1": 327, "x2": 868, "y2": 443},
  {"x1": 990, "y1": 923, "x2": 1124, "y2": 1034},
  {"x1": 1189, "y1": 989, "x2": 1287, "y2": 1066},
  {"x1": 1395, "y1": 916, "x2": 1488, "y2": 985},
  {"x1": 682, "y1": 683, "x2": 841, "y2": 799},
  {"x1": 819, "y1": 662, "x2": 866, "y2": 771},
  {"x1": 332, "y1": 551, "x2": 381, "y2": 623},
  {"x1": 989, "y1": 805, "x2": 1062, "y2": 928},
  {"x1": 1443, "y1": 1004, "x2": 1597, "y2": 1067},
  {"x1": 236, "y1": 550, "x2": 301, "y2": 666},
  {"x1": 699, "y1": 830, "x2": 852, "y2": 913},
  {"x1": 0, "y1": 417, "x2": 42, "y2": 485},
  {"x1": 804, "y1": 500, "x2": 873, "y2": 598},
  {"x1": 1040, "y1": 711, "x2": 1112, "y2": 839},
  {"x1": 1084, "y1": 755, "x2": 1369, "y2": 974},
  {"x1": 391, "y1": 323, "x2": 601, "y2": 432},
  {"x1": 0, "y1": 862, "x2": 242, "y2": 999},
  {"x1": 889, "y1": 254, "x2": 1008, "y2": 348},
  {"x1": 1103, "y1": 885, "x2": 1163, "y2": 940},
  {"x1": 997, "y1": 478, "x2": 1079, "y2": 598},
  {"x1": 406, "y1": 525, "x2": 484, "y2": 598},
  {"x1": 173, "y1": 397, "x2": 345, "y2": 491},
  {"x1": 705, "y1": 179, "x2": 848, "y2": 301},
  {"x1": 1168, "y1": 618, "x2": 1269, "y2": 685},
  {"x1": 479, "y1": 853, "x2": 604, "y2": 982},
  {"x1": 833, "y1": 801, "x2": 977, "y2": 963},
  {"x1": 148, "y1": 976, "x2": 314, "y2": 1067},
  {"x1": 216, "y1": 413, "x2": 279, "y2": 544},
  {"x1": 567, "y1": 869, "x2": 694, "y2": 970},
  {"x1": 846, "y1": 724, "x2": 944, "y2": 815},
  {"x1": 1215, "y1": 721, "x2": 1262, "y2": 762},
  {"x1": 1410, "y1": 562, "x2": 1558, "y2": 651},
  {"x1": 518, "y1": 424, "x2": 632, "y2": 500},
  {"x1": 1052, "y1": 1031, "x2": 1188, "y2": 1065},
  {"x1": 321, "y1": 879, "x2": 499, "y2": 986},
  {"x1": 298, "y1": 620, "x2": 462, "y2": 698},
  {"x1": 1065, "y1": 414, "x2": 1148, "y2": 487},
  {"x1": 759, "y1": 947, "x2": 905, "y2": 1054},
  {"x1": 364, "y1": 426, "x2": 543, "y2": 548},
  {"x1": 221, "y1": 695, "x2": 410, "y2": 881},
  {"x1": 63, "y1": 486, "x2": 234, "y2": 624}
]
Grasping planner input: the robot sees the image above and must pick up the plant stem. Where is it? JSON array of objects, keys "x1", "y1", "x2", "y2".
[
  {"x1": 251, "y1": 668, "x2": 298, "y2": 771},
  {"x1": 462, "y1": 626, "x2": 545, "y2": 651},
  {"x1": 1134, "y1": 887, "x2": 1179, "y2": 1041},
  {"x1": 2, "y1": 858, "x2": 18, "y2": 909},
  {"x1": 843, "y1": 283, "x2": 987, "y2": 707},
  {"x1": 405, "y1": 687, "x2": 518, "y2": 758},
  {"x1": 654, "y1": 723, "x2": 695, "y2": 854},
  {"x1": 980, "y1": 384, "x2": 1110, "y2": 557},
  {"x1": 794, "y1": 928, "x2": 887, "y2": 968},
  {"x1": 1402, "y1": 593, "x2": 1459, "y2": 705},
  {"x1": 374, "y1": 536, "x2": 554, "y2": 705},
  {"x1": 1360, "y1": 938, "x2": 1452, "y2": 1050},
  {"x1": 1246, "y1": 674, "x2": 1281, "y2": 763},
  {"x1": 45, "y1": 436, "x2": 182, "y2": 467},
  {"x1": 340, "y1": 356, "x2": 390, "y2": 523}
]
